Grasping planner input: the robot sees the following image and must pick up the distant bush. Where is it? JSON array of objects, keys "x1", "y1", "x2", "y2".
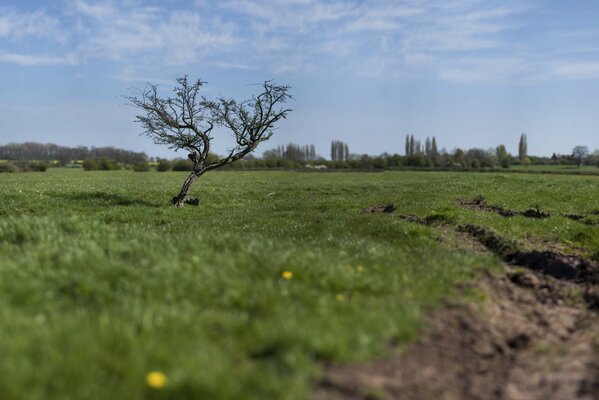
[
  {"x1": 99, "y1": 158, "x2": 120, "y2": 170},
  {"x1": 82, "y1": 158, "x2": 121, "y2": 171},
  {"x1": 82, "y1": 158, "x2": 98, "y2": 171},
  {"x1": 156, "y1": 158, "x2": 172, "y2": 172},
  {"x1": 0, "y1": 161, "x2": 48, "y2": 173},
  {"x1": 0, "y1": 162, "x2": 19, "y2": 173},
  {"x1": 172, "y1": 159, "x2": 194, "y2": 171},
  {"x1": 29, "y1": 161, "x2": 48, "y2": 172},
  {"x1": 373, "y1": 157, "x2": 388, "y2": 169},
  {"x1": 132, "y1": 159, "x2": 150, "y2": 172}
]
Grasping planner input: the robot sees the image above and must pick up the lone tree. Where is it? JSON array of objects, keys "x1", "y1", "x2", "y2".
[
  {"x1": 129, "y1": 76, "x2": 291, "y2": 207},
  {"x1": 572, "y1": 145, "x2": 589, "y2": 167},
  {"x1": 518, "y1": 133, "x2": 528, "y2": 161}
]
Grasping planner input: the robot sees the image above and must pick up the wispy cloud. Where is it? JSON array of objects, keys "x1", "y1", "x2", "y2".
[
  {"x1": 218, "y1": 0, "x2": 534, "y2": 79},
  {"x1": 437, "y1": 57, "x2": 532, "y2": 83},
  {"x1": 342, "y1": 5, "x2": 421, "y2": 32},
  {"x1": 2, "y1": 0, "x2": 599, "y2": 84},
  {"x1": 551, "y1": 61, "x2": 599, "y2": 80},
  {"x1": 75, "y1": 5, "x2": 238, "y2": 65},
  {"x1": 0, "y1": 52, "x2": 77, "y2": 66},
  {"x1": 0, "y1": 9, "x2": 65, "y2": 41},
  {"x1": 213, "y1": 61, "x2": 258, "y2": 70},
  {"x1": 70, "y1": 0, "x2": 114, "y2": 19},
  {"x1": 222, "y1": 0, "x2": 355, "y2": 31}
]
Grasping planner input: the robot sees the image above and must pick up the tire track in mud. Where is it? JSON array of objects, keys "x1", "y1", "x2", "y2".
[
  {"x1": 314, "y1": 214, "x2": 599, "y2": 400},
  {"x1": 459, "y1": 224, "x2": 599, "y2": 287}
]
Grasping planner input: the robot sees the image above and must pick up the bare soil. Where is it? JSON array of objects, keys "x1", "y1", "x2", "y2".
[
  {"x1": 313, "y1": 223, "x2": 599, "y2": 400},
  {"x1": 362, "y1": 204, "x2": 397, "y2": 214},
  {"x1": 458, "y1": 196, "x2": 599, "y2": 226},
  {"x1": 458, "y1": 196, "x2": 551, "y2": 219}
]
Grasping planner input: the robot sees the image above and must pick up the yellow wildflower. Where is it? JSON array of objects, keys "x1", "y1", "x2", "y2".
[
  {"x1": 356, "y1": 265, "x2": 364, "y2": 273},
  {"x1": 336, "y1": 294, "x2": 345, "y2": 302},
  {"x1": 281, "y1": 271, "x2": 293, "y2": 280},
  {"x1": 146, "y1": 371, "x2": 167, "y2": 389}
]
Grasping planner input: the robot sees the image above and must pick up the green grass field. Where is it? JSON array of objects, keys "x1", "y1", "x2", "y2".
[
  {"x1": 509, "y1": 164, "x2": 599, "y2": 173},
  {"x1": 1, "y1": 169, "x2": 598, "y2": 399}
]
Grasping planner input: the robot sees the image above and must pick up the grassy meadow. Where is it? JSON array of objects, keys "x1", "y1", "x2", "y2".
[{"x1": 1, "y1": 169, "x2": 599, "y2": 399}]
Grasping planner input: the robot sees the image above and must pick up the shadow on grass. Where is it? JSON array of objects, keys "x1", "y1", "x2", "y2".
[{"x1": 56, "y1": 191, "x2": 164, "y2": 207}]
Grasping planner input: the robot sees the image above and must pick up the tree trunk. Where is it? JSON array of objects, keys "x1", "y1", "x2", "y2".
[{"x1": 173, "y1": 170, "x2": 201, "y2": 207}]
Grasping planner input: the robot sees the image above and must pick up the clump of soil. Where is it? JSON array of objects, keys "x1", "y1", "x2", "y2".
[
  {"x1": 521, "y1": 206, "x2": 551, "y2": 219},
  {"x1": 362, "y1": 204, "x2": 396, "y2": 214},
  {"x1": 566, "y1": 213, "x2": 586, "y2": 221},
  {"x1": 565, "y1": 214, "x2": 599, "y2": 226},
  {"x1": 458, "y1": 196, "x2": 550, "y2": 219},
  {"x1": 459, "y1": 195, "x2": 517, "y2": 217}
]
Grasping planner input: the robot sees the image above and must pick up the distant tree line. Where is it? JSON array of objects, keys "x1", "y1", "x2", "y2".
[
  {"x1": 263, "y1": 143, "x2": 317, "y2": 162},
  {"x1": 331, "y1": 140, "x2": 349, "y2": 161},
  {"x1": 239, "y1": 135, "x2": 598, "y2": 171},
  {"x1": 2, "y1": 135, "x2": 599, "y2": 173},
  {"x1": 0, "y1": 142, "x2": 147, "y2": 165}
]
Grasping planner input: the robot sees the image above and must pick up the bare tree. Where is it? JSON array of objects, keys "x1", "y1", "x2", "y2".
[{"x1": 129, "y1": 76, "x2": 291, "y2": 207}]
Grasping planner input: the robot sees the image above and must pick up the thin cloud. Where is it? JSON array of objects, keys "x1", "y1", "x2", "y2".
[
  {"x1": 75, "y1": 5, "x2": 238, "y2": 65},
  {"x1": 437, "y1": 57, "x2": 531, "y2": 83},
  {"x1": 71, "y1": 0, "x2": 114, "y2": 19},
  {"x1": 552, "y1": 62, "x2": 599, "y2": 80},
  {"x1": 2, "y1": 0, "x2": 599, "y2": 85},
  {"x1": 0, "y1": 52, "x2": 77, "y2": 66},
  {"x1": 213, "y1": 61, "x2": 258, "y2": 70},
  {"x1": 0, "y1": 9, "x2": 65, "y2": 42},
  {"x1": 218, "y1": 0, "x2": 533, "y2": 78}
]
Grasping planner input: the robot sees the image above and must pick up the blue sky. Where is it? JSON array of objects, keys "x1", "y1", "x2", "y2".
[{"x1": 1, "y1": 0, "x2": 599, "y2": 159}]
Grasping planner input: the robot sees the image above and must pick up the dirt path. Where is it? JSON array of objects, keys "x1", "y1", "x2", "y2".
[{"x1": 313, "y1": 223, "x2": 599, "y2": 400}]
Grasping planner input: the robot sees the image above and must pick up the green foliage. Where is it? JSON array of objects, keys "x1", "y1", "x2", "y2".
[
  {"x1": 0, "y1": 162, "x2": 19, "y2": 173},
  {"x1": 1, "y1": 169, "x2": 599, "y2": 399},
  {"x1": 29, "y1": 161, "x2": 48, "y2": 172},
  {"x1": 82, "y1": 158, "x2": 98, "y2": 170},
  {"x1": 99, "y1": 158, "x2": 121, "y2": 170},
  {"x1": 0, "y1": 161, "x2": 48, "y2": 173},
  {"x1": 172, "y1": 159, "x2": 194, "y2": 171},
  {"x1": 132, "y1": 159, "x2": 150, "y2": 172},
  {"x1": 83, "y1": 158, "x2": 121, "y2": 171},
  {"x1": 156, "y1": 158, "x2": 172, "y2": 172}
]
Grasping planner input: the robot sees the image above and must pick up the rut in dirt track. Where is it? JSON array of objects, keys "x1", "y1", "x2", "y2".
[
  {"x1": 314, "y1": 222, "x2": 599, "y2": 400},
  {"x1": 458, "y1": 196, "x2": 551, "y2": 219},
  {"x1": 458, "y1": 195, "x2": 599, "y2": 226}
]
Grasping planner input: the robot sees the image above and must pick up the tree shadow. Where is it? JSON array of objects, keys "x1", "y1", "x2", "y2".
[{"x1": 57, "y1": 191, "x2": 164, "y2": 207}]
